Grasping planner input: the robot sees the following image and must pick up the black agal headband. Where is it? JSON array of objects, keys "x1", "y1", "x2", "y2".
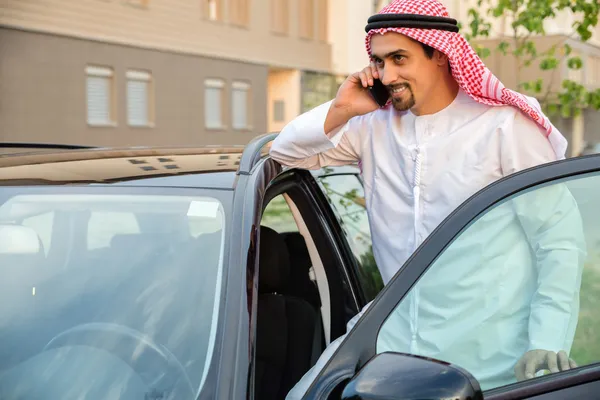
[{"x1": 365, "y1": 13, "x2": 459, "y2": 33}]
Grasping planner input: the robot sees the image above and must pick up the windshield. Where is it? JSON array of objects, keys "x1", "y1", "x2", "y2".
[{"x1": 0, "y1": 187, "x2": 228, "y2": 399}]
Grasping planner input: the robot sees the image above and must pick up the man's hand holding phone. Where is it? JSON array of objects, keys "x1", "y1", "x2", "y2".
[{"x1": 325, "y1": 63, "x2": 388, "y2": 135}]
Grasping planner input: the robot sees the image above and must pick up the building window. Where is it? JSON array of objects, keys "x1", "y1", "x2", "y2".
[
  {"x1": 301, "y1": 71, "x2": 339, "y2": 113},
  {"x1": 273, "y1": 100, "x2": 285, "y2": 122},
  {"x1": 86, "y1": 65, "x2": 115, "y2": 126},
  {"x1": 232, "y1": 81, "x2": 251, "y2": 130},
  {"x1": 205, "y1": 79, "x2": 225, "y2": 129},
  {"x1": 271, "y1": 0, "x2": 289, "y2": 35},
  {"x1": 127, "y1": 70, "x2": 153, "y2": 127},
  {"x1": 298, "y1": 0, "x2": 314, "y2": 39},
  {"x1": 204, "y1": 0, "x2": 221, "y2": 21},
  {"x1": 229, "y1": 0, "x2": 250, "y2": 27}
]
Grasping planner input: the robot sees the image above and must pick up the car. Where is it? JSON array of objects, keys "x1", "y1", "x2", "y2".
[{"x1": 0, "y1": 134, "x2": 599, "y2": 400}]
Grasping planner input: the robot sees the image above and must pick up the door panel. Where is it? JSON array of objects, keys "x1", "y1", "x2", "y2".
[
  {"x1": 376, "y1": 171, "x2": 600, "y2": 393},
  {"x1": 304, "y1": 156, "x2": 600, "y2": 399},
  {"x1": 528, "y1": 380, "x2": 600, "y2": 399}
]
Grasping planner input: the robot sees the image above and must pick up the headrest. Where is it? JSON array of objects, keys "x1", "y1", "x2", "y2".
[
  {"x1": 0, "y1": 225, "x2": 42, "y2": 255},
  {"x1": 258, "y1": 226, "x2": 290, "y2": 293},
  {"x1": 281, "y1": 232, "x2": 311, "y2": 272}
]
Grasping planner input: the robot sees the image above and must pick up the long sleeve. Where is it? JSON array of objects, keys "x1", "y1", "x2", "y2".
[
  {"x1": 269, "y1": 100, "x2": 367, "y2": 170},
  {"x1": 500, "y1": 110, "x2": 587, "y2": 354}
]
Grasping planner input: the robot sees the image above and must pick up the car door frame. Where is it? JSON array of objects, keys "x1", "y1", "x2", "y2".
[
  {"x1": 259, "y1": 166, "x2": 370, "y2": 329},
  {"x1": 311, "y1": 165, "x2": 384, "y2": 303},
  {"x1": 227, "y1": 145, "x2": 371, "y2": 399},
  {"x1": 304, "y1": 154, "x2": 600, "y2": 399}
]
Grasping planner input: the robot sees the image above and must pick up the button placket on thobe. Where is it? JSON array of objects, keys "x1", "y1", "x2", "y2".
[{"x1": 407, "y1": 117, "x2": 430, "y2": 354}]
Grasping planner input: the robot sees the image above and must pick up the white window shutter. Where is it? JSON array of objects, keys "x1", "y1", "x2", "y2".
[
  {"x1": 232, "y1": 81, "x2": 250, "y2": 129},
  {"x1": 87, "y1": 76, "x2": 110, "y2": 125},
  {"x1": 127, "y1": 80, "x2": 149, "y2": 126},
  {"x1": 205, "y1": 79, "x2": 224, "y2": 129},
  {"x1": 127, "y1": 70, "x2": 151, "y2": 126}
]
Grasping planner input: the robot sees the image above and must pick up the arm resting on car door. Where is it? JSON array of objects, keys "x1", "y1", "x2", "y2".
[{"x1": 270, "y1": 100, "x2": 367, "y2": 170}]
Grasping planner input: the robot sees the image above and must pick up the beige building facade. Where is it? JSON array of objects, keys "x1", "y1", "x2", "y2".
[{"x1": 0, "y1": 0, "x2": 333, "y2": 146}]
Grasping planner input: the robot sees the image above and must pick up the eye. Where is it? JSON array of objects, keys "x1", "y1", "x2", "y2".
[
  {"x1": 373, "y1": 58, "x2": 384, "y2": 67},
  {"x1": 393, "y1": 54, "x2": 405, "y2": 63}
]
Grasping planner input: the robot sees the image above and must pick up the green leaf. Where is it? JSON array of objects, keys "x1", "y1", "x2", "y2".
[
  {"x1": 547, "y1": 103, "x2": 559, "y2": 116},
  {"x1": 567, "y1": 57, "x2": 583, "y2": 70},
  {"x1": 564, "y1": 43, "x2": 573, "y2": 56},
  {"x1": 497, "y1": 41, "x2": 510, "y2": 55},
  {"x1": 479, "y1": 47, "x2": 491, "y2": 59},
  {"x1": 540, "y1": 58, "x2": 559, "y2": 70},
  {"x1": 534, "y1": 79, "x2": 544, "y2": 94}
]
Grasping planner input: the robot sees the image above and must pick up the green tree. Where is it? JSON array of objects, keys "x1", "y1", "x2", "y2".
[{"x1": 463, "y1": 0, "x2": 600, "y2": 119}]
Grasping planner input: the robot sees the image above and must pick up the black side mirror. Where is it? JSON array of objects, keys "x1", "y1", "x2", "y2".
[{"x1": 341, "y1": 352, "x2": 483, "y2": 400}]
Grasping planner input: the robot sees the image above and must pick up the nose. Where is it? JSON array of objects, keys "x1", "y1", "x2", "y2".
[{"x1": 379, "y1": 67, "x2": 396, "y2": 86}]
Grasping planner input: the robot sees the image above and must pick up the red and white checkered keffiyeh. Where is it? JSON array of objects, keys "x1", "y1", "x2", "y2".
[{"x1": 366, "y1": 0, "x2": 567, "y2": 159}]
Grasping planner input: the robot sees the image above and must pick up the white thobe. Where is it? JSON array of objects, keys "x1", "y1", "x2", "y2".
[{"x1": 270, "y1": 89, "x2": 586, "y2": 397}]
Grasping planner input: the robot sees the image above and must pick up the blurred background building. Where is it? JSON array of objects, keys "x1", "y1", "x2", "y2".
[
  {"x1": 0, "y1": 0, "x2": 375, "y2": 147},
  {"x1": 1, "y1": 0, "x2": 598, "y2": 153}
]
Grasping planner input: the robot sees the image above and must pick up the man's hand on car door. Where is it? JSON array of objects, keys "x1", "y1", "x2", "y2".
[{"x1": 514, "y1": 349, "x2": 578, "y2": 381}]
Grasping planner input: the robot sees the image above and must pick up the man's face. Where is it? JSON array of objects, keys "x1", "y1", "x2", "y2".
[{"x1": 370, "y1": 32, "x2": 446, "y2": 113}]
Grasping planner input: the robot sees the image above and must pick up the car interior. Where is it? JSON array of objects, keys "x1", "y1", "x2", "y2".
[
  {"x1": 0, "y1": 201, "x2": 224, "y2": 396},
  {"x1": 255, "y1": 185, "x2": 360, "y2": 399}
]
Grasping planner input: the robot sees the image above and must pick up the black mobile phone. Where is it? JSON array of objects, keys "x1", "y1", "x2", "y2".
[{"x1": 368, "y1": 78, "x2": 389, "y2": 107}]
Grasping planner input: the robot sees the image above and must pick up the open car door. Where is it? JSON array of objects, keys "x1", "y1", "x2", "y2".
[{"x1": 305, "y1": 154, "x2": 600, "y2": 399}]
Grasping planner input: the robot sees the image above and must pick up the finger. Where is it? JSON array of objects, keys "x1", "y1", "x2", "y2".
[
  {"x1": 524, "y1": 356, "x2": 538, "y2": 380},
  {"x1": 358, "y1": 71, "x2": 368, "y2": 88},
  {"x1": 558, "y1": 351, "x2": 570, "y2": 371},
  {"x1": 514, "y1": 358, "x2": 527, "y2": 381},
  {"x1": 569, "y1": 358, "x2": 578, "y2": 369},
  {"x1": 370, "y1": 61, "x2": 379, "y2": 79},
  {"x1": 547, "y1": 351, "x2": 559, "y2": 374},
  {"x1": 363, "y1": 67, "x2": 374, "y2": 87}
]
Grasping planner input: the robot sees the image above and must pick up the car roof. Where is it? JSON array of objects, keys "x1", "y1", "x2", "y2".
[
  {"x1": 0, "y1": 144, "x2": 248, "y2": 189},
  {"x1": 0, "y1": 136, "x2": 360, "y2": 189}
]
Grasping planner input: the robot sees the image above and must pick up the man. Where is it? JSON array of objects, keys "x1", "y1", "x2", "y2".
[{"x1": 270, "y1": 0, "x2": 585, "y2": 396}]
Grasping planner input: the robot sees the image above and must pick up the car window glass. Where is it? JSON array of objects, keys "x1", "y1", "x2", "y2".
[
  {"x1": 22, "y1": 211, "x2": 54, "y2": 255},
  {"x1": 0, "y1": 191, "x2": 226, "y2": 395},
  {"x1": 261, "y1": 194, "x2": 299, "y2": 233},
  {"x1": 376, "y1": 172, "x2": 600, "y2": 392},
  {"x1": 318, "y1": 174, "x2": 383, "y2": 301},
  {"x1": 87, "y1": 211, "x2": 140, "y2": 250}
]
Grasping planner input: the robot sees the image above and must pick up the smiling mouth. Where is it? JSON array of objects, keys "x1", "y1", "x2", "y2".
[{"x1": 390, "y1": 86, "x2": 408, "y2": 96}]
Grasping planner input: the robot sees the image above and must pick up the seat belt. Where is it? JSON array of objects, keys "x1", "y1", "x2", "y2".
[{"x1": 311, "y1": 308, "x2": 324, "y2": 366}]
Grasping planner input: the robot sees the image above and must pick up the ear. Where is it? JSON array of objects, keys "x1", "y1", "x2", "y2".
[{"x1": 433, "y1": 50, "x2": 449, "y2": 67}]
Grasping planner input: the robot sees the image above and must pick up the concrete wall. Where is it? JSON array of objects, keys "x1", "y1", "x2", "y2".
[
  {"x1": 0, "y1": 0, "x2": 332, "y2": 72},
  {"x1": 0, "y1": 27, "x2": 268, "y2": 147}
]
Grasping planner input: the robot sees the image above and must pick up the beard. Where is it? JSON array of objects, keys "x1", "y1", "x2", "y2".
[{"x1": 390, "y1": 84, "x2": 416, "y2": 111}]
